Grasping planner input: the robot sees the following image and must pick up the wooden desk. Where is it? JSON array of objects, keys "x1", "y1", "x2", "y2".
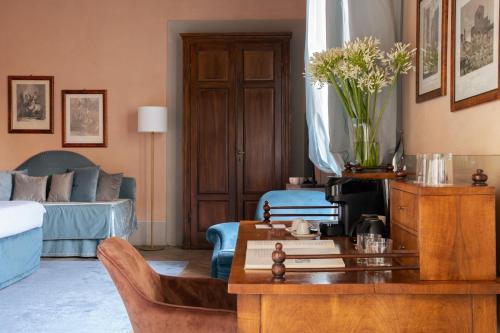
[{"x1": 228, "y1": 221, "x2": 500, "y2": 333}]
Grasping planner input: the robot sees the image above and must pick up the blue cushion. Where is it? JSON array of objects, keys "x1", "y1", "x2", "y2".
[
  {"x1": 0, "y1": 172, "x2": 12, "y2": 201},
  {"x1": 69, "y1": 166, "x2": 100, "y2": 202},
  {"x1": 0, "y1": 170, "x2": 27, "y2": 201}
]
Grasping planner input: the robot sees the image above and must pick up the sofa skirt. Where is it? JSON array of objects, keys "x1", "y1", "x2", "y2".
[{"x1": 0, "y1": 228, "x2": 42, "y2": 289}]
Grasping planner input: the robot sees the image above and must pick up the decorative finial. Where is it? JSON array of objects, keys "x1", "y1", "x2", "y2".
[
  {"x1": 271, "y1": 242, "x2": 286, "y2": 282},
  {"x1": 263, "y1": 201, "x2": 271, "y2": 224},
  {"x1": 472, "y1": 169, "x2": 488, "y2": 186}
]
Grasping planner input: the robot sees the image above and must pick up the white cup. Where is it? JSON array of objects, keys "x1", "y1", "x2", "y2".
[
  {"x1": 291, "y1": 218, "x2": 305, "y2": 231},
  {"x1": 295, "y1": 221, "x2": 311, "y2": 235}
]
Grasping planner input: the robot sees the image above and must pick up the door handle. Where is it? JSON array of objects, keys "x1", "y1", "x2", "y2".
[{"x1": 237, "y1": 151, "x2": 245, "y2": 156}]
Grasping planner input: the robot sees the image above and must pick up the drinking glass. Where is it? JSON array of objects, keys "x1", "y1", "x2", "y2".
[
  {"x1": 356, "y1": 233, "x2": 382, "y2": 264},
  {"x1": 423, "y1": 153, "x2": 453, "y2": 185},
  {"x1": 415, "y1": 153, "x2": 428, "y2": 183},
  {"x1": 365, "y1": 238, "x2": 393, "y2": 266}
]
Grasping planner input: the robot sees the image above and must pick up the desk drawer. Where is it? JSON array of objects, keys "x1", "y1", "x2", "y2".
[
  {"x1": 392, "y1": 222, "x2": 418, "y2": 266},
  {"x1": 391, "y1": 189, "x2": 417, "y2": 231}
]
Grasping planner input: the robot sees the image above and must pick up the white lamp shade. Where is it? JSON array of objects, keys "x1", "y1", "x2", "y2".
[{"x1": 138, "y1": 106, "x2": 167, "y2": 133}]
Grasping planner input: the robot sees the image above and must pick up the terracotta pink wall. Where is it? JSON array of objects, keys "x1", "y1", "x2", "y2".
[
  {"x1": 0, "y1": 0, "x2": 305, "y2": 221},
  {"x1": 402, "y1": 2, "x2": 500, "y2": 155},
  {"x1": 0, "y1": 0, "x2": 306, "y2": 222}
]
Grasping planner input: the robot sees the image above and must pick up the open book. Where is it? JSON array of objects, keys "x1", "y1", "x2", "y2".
[{"x1": 244, "y1": 240, "x2": 345, "y2": 270}]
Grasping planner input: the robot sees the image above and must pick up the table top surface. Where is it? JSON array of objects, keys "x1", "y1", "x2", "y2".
[{"x1": 227, "y1": 221, "x2": 500, "y2": 295}]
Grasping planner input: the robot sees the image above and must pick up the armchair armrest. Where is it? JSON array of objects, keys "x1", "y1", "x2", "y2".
[{"x1": 206, "y1": 222, "x2": 239, "y2": 251}]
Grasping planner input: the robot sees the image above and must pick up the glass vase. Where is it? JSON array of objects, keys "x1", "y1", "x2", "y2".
[{"x1": 350, "y1": 119, "x2": 379, "y2": 167}]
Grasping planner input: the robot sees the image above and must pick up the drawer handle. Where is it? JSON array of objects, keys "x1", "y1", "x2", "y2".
[
  {"x1": 398, "y1": 245, "x2": 406, "y2": 250},
  {"x1": 398, "y1": 206, "x2": 407, "y2": 210}
]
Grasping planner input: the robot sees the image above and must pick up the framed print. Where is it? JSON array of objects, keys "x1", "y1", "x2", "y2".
[
  {"x1": 417, "y1": 0, "x2": 448, "y2": 102},
  {"x1": 7, "y1": 76, "x2": 54, "y2": 133},
  {"x1": 62, "y1": 90, "x2": 107, "y2": 147},
  {"x1": 451, "y1": 0, "x2": 500, "y2": 111}
]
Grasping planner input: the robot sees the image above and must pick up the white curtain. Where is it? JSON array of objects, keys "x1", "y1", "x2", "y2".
[
  {"x1": 304, "y1": 0, "x2": 345, "y2": 175},
  {"x1": 305, "y1": 0, "x2": 402, "y2": 174}
]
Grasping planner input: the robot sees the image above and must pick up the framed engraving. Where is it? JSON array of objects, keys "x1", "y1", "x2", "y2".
[
  {"x1": 451, "y1": 0, "x2": 500, "y2": 111},
  {"x1": 62, "y1": 90, "x2": 107, "y2": 147},
  {"x1": 8, "y1": 76, "x2": 54, "y2": 133},
  {"x1": 417, "y1": 0, "x2": 448, "y2": 102}
]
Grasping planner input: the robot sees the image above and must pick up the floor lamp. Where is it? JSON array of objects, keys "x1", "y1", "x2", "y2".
[{"x1": 137, "y1": 106, "x2": 167, "y2": 251}]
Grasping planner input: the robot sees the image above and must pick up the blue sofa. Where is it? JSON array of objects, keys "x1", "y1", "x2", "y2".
[
  {"x1": 206, "y1": 190, "x2": 334, "y2": 280},
  {"x1": 15, "y1": 150, "x2": 137, "y2": 257}
]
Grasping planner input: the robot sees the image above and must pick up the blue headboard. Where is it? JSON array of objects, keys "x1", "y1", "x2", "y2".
[{"x1": 15, "y1": 150, "x2": 136, "y2": 201}]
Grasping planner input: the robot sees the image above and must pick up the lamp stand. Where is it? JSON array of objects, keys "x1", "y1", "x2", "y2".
[{"x1": 138, "y1": 132, "x2": 165, "y2": 251}]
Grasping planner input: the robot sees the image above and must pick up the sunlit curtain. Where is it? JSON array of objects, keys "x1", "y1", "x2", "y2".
[{"x1": 305, "y1": 0, "x2": 402, "y2": 174}]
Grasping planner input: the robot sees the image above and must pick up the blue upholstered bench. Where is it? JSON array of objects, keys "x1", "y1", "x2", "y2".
[{"x1": 206, "y1": 190, "x2": 334, "y2": 280}]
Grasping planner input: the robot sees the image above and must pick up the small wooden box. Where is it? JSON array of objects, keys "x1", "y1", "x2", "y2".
[{"x1": 391, "y1": 181, "x2": 496, "y2": 281}]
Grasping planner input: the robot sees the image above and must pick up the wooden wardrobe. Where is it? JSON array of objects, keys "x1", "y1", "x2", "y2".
[{"x1": 182, "y1": 33, "x2": 290, "y2": 248}]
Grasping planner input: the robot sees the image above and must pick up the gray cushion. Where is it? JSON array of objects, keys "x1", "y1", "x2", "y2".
[
  {"x1": 48, "y1": 172, "x2": 74, "y2": 202},
  {"x1": 12, "y1": 173, "x2": 48, "y2": 202},
  {"x1": 96, "y1": 172, "x2": 123, "y2": 201},
  {"x1": 0, "y1": 170, "x2": 27, "y2": 200},
  {"x1": 70, "y1": 166, "x2": 100, "y2": 202}
]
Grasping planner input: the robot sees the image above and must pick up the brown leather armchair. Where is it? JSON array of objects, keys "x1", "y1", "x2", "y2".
[{"x1": 97, "y1": 237, "x2": 237, "y2": 333}]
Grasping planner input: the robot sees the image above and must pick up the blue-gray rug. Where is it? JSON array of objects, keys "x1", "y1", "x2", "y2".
[{"x1": 0, "y1": 259, "x2": 188, "y2": 333}]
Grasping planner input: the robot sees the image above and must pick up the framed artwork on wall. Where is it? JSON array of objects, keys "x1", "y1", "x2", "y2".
[
  {"x1": 62, "y1": 90, "x2": 107, "y2": 147},
  {"x1": 451, "y1": 0, "x2": 500, "y2": 111},
  {"x1": 417, "y1": 0, "x2": 448, "y2": 103},
  {"x1": 7, "y1": 76, "x2": 54, "y2": 133}
]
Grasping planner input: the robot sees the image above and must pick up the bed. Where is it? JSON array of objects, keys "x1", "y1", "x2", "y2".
[{"x1": 0, "y1": 201, "x2": 46, "y2": 289}]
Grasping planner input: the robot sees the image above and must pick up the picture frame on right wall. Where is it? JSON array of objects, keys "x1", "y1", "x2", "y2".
[
  {"x1": 451, "y1": 0, "x2": 500, "y2": 111},
  {"x1": 417, "y1": 0, "x2": 448, "y2": 103}
]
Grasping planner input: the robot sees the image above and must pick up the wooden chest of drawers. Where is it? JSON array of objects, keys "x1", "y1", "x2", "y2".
[{"x1": 390, "y1": 181, "x2": 496, "y2": 280}]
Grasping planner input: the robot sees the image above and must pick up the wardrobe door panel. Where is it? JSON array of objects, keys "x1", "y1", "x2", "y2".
[
  {"x1": 197, "y1": 50, "x2": 229, "y2": 81},
  {"x1": 244, "y1": 50, "x2": 274, "y2": 80},
  {"x1": 243, "y1": 88, "x2": 275, "y2": 193},
  {"x1": 197, "y1": 201, "x2": 229, "y2": 233},
  {"x1": 196, "y1": 89, "x2": 229, "y2": 194}
]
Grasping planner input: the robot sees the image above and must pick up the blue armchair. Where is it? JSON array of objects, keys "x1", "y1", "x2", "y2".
[{"x1": 206, "y1": 190, "x2": 334, "y2": 280}]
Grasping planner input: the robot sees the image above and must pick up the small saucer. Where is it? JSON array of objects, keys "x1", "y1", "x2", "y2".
[{"x1": 291, "y1": 232, "x2": 319, "y2": 239}]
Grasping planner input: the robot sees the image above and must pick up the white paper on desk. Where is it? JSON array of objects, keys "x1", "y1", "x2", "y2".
[
  {"x1": 244, "y1": 240, "x2": 345, "y2": 270},
  {"x1": 255, "y1": 224, "x2": 271, "y2": 229},
  {"x1": 271, "y1": 224, "x2": 286, "y2": 229}
]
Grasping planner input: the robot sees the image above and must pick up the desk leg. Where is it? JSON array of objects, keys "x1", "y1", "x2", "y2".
[
  {"x1": 237, "y1": 295, "x2": 261, "y2": 333},
  {"x1": 472, "y1": 295, "x2": 497, "y2": 333}
]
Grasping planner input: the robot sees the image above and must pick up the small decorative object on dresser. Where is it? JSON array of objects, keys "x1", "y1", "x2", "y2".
[
  {"x1": 451, "y1": 0, "x2": 500, "y2": 111},
  {"x1": 7, "y1": 76, "x2": 54, "y2": 133},
  {"x1": 62, "y1": 90, "x2": 107, "y2": 147},
  {"x1": 416, "y1": 0, "x2": 448, "y2": 102}
]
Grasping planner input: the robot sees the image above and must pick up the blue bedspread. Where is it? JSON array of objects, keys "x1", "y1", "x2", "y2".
[{"x1": 42, "y1": 199, "x2": 137, "y2": 240}]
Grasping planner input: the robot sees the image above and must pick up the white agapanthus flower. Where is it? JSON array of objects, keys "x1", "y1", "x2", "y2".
[{"x1": 305, "y1": 36, "x2": 415, "y2": 167}]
